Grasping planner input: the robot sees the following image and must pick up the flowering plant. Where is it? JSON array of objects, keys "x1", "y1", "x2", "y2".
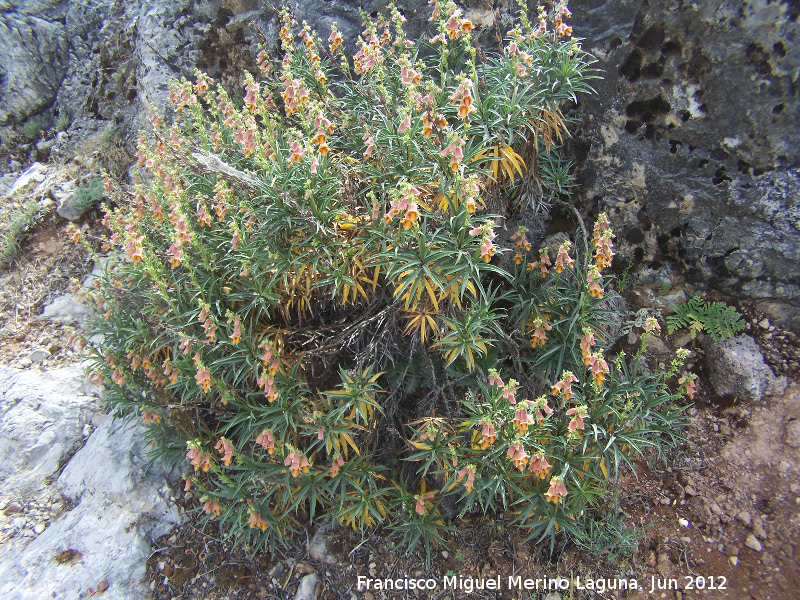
[{"x1": 75, "y1": 1, "x2": 689, "y2": 559}]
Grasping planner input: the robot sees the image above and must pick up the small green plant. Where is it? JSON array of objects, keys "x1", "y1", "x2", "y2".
[
  {"x1": 56, "y1": 111, "x2": 71, "y2": 132},
  {"x1": 615, "y1": 257, "x2": 636, "y2": 292},
  {"x1": 21, "y1": 117, "x2": 43, "y2": 141},
  {"x1": 0, "y1": 202, "x2": 48, "y2": 268},
  {"x1": 570, "y1": 506, "x2": 645, "y2": 562},
  {"x1": 71, "y1": 176, "x2": 105, "y2": 215},
  {"x1": 73, "y1": 0, "x2": 691, "y2": 563},
  {"x1": 666, "y1": 295, "x2": 746, "y2": 341}
]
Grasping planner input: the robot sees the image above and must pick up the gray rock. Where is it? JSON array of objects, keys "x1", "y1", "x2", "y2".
[
  {"x1": 55, "y1": 191, "x2": 88, "y2": 221},
  {"x1": 736, "y1": 511, "x2": 752, "y2": 527},
  {"x1": 39, "y1": 294, "x2": 92, "y2": 322},
  {"x1": 0, "y1": 367, "x2": 99, "y2": 497},
  {"x1": 0, "y1": 13, "x2": 68, "y2": 123},
  {"x1": 0, "y1": 413, "x2": 184, "y2": 600},
  {"x1": 753, "y1": 517, "x2": 768, "y2": 541},
  {"x1": 294, "y1": 573, "x2": 320, "y2": 600},
  {"x1": 572, "y1": 0, "x2": 800, "y2": 331},
  {"x1": 745, "y1": 533, "x2": 763, "y2": 553},
  {"x1": 655, "y1": 290, "x2": 687, "y2": 315},
  {"x1": 704, "y1": 335, "x2": 777, "y2": 402},
  {"x1": 5, "y1": 163, "x2": 47, "y2": 197},
  {"x1": 308, "y1": 530, "x2": 336, "y2": 565},
  {"x1": 785, "y1": 419, "x2": 800, "y2": 449},
  {"x1": 27, "y1": 349, "x2": 50, "y2": 364}
]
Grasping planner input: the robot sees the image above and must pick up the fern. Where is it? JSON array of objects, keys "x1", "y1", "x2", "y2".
[{"x1": 666, "y1": 295, "x2": 746, "y2": 341}]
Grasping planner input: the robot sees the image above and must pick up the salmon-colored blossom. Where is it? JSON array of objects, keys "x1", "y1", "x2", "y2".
[
  {"x1": 255, "y1": 429, "x2": 275, "y2": 454},
  {"x1": 530, "y1": 453, "x2": 552, "y2": 479},
  {"x1": 545, "y1": 476, "x2": 568, "y2": 503},
  {"x1": 552, "y1": 371, "x2": 579, "y2": 400},
  {"x1": 215, "y1": 438, "x2": 234, "y2": 466}
]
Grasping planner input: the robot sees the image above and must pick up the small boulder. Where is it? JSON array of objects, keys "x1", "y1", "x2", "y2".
[
  {"x1": 27, "y1": 349, "x2": 50, "y2": 364},
  {"x1": 294, "y1": 573, "x2": 320, "y2": 600},
  {"x1": 5, "y1": 163, "x2": 47, "y2": 197},
  {"x1": 39, "y1": 294, "x2": 92, "y2": 322},
  {"x1": 704, "y1": 335, "x2": 782, "y2": 402}
]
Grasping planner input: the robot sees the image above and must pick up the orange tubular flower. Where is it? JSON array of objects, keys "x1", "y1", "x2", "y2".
[
  {"x1": 195, "y1": 367, "x2": 211, "y2": 393},
  {"x1": 230, "y1": 316, "x2": 241, "y2": 344},
  {"x1": 248, "y1": 510, "x2": 268, "y2": 531},
  {"x1": 480, "y1": 420, "x2": 496, "y2": 449},
  {"x1": 488, "y1": 370, "x2": 504, "y2": 387},
  {"x1": 457, "y1": 465, "x2": 476, "y2": 493},
  {"x1": 400, "y1": 203, "x2": 419, "y2": 229},
  {"x1": 480, "y1": 237, "x2": 495, "y2": 263},
  {"x1": 215, "y1": 438, "x2": 234, "y2": 466},
  {"x1": 529, "y1": 453, "x2": 552, "y2": 479},
  {"x1": 255, "y1": 429, "x2": 275, "y2": 455},
  {"x1": 530, "y1": 318, "x2": 552, "y2": 348},
  {"x1": 545, "y1": 476, "x2": 568, "y2": 504},
  {"x1": 566, "y1": 405, "x2": 589, "y2": 432},
  {"x1": 587, "y1": 267, "x2": 604, "y2": 298},
  {"x1": 678, "y1": 373, "x2": 697, "y2": 399},
  {"x1": 506, "y1": 442, "x2": 528, "y2": 471},
  {"x1": 551, "y1": 371, "x2": 579, "y2": 400},
  {"x1": 588, "y1": 353, "x2": 609, "y2": 386},
  {"x1": 554, "y1": 241, "x2": 574, "y2": 273},
  {"x1": 514, "y1": 407, "x2": 533, "y2": 435}
]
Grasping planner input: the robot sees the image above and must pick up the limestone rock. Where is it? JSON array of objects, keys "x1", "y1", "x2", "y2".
[
  {"x1": 745, "y1": 533, "x2": 763, "y2": 553},
  {"x1": 0, "y1": 413, "x2": 184, "y2": 600},
  {"x1": 5, "y1": 163, "x2": 47, "y2": 197},
  {"x1": 571, "y1": 0, "x2": 800, "y2": 330},
  {"x1": 0, "y1": 367, "x2": 99, "y2": 498},
  {"x1": 294, "y1": 573, "x2": 320, "y2": 600},
  {"x1": 39, "y1": 294, "x2": 92, "y2": 322},
  {"x1": 0, "y1": 12, "x2": 68, "y2": 123},
  {"x1": 704, "y1": 335, "x2": 778, "y2": 402}
]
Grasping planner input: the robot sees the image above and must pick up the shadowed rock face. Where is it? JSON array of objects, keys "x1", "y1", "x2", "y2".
[
  {"x1": 2, "y1": 0, "x2": 799, "y2": 327},
  {"x1": 567, "y1": 0, "x2": 800, "y2": 329}
]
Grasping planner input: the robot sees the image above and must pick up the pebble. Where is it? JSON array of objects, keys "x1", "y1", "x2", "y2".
[
  {"x1": 753, "y1": 518, "x2": 768, "y2": 540},
  {"x1": 28, "y1": 349, "x2": 51, "y2": 363},
  {"x1": 745, "y1": 534, "x2": 763, "y2": 552},
  {"x1": 34, "y1": 523, "x2": 46, "y2": 534},
  {"x1": 19, "y1": 358, "x2": 32, "y2": 367},
  {"x1": 294, "y1": 573, "x2": 319, "y2": 600},
  {"x1": 13, "y1": 517, "x2": 26, "y2": 529},
  {"x1": 759, "y1": 318, "x2": 770, "y2": 329},
  {"x1": 737, "y1": 511, "x2": 752, "y2": 527},
  {"x1": 729, "y1": 556, "x2": 739, "y2": 566}
]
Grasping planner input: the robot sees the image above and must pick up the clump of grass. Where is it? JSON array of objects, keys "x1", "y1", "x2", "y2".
[
  {"x1": 21, "y1": 117, "x2": 43, "y2": 141},
  {"x1": 0, "y1": 202, "x2": 49, "y2": 269},
  {"x1": 71, "y1": 176, "x2": 105, "y2": 215},
  {"x1": 56, "y1": 111, "x2": 71, "y2": 132}
]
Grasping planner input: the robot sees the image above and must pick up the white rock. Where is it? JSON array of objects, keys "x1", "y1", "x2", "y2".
[
  {"x1": 745, "y1": 533, "x2": 763, "y2": 552},
  {"x1": 33, "y1": 523, "x2": 45, "y2": 534},
  {"x1": 27, "y1": 349, "x2": 50, "y2": 364},
  {"x1": 0, "y1": 367, "x2": 100, "y2": 496},
  {"x1": 12, "y1": 517, "x2": 26, "y2": 530},
  {"x1": 308, "y1": 529, "x2": 336, "y2": 565},
  {"x1": 294, "y1": 573, "x2": 320, "y2": 600},
  {"x1": 39, "y1": 294, "x2": 92, "y2": 322},
  {"x1": 5, "y1": 163, "x2": 47, "y2": 197},
  {"x1": 0, "y1": 413, "x2": 184, "y2": 600}
]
